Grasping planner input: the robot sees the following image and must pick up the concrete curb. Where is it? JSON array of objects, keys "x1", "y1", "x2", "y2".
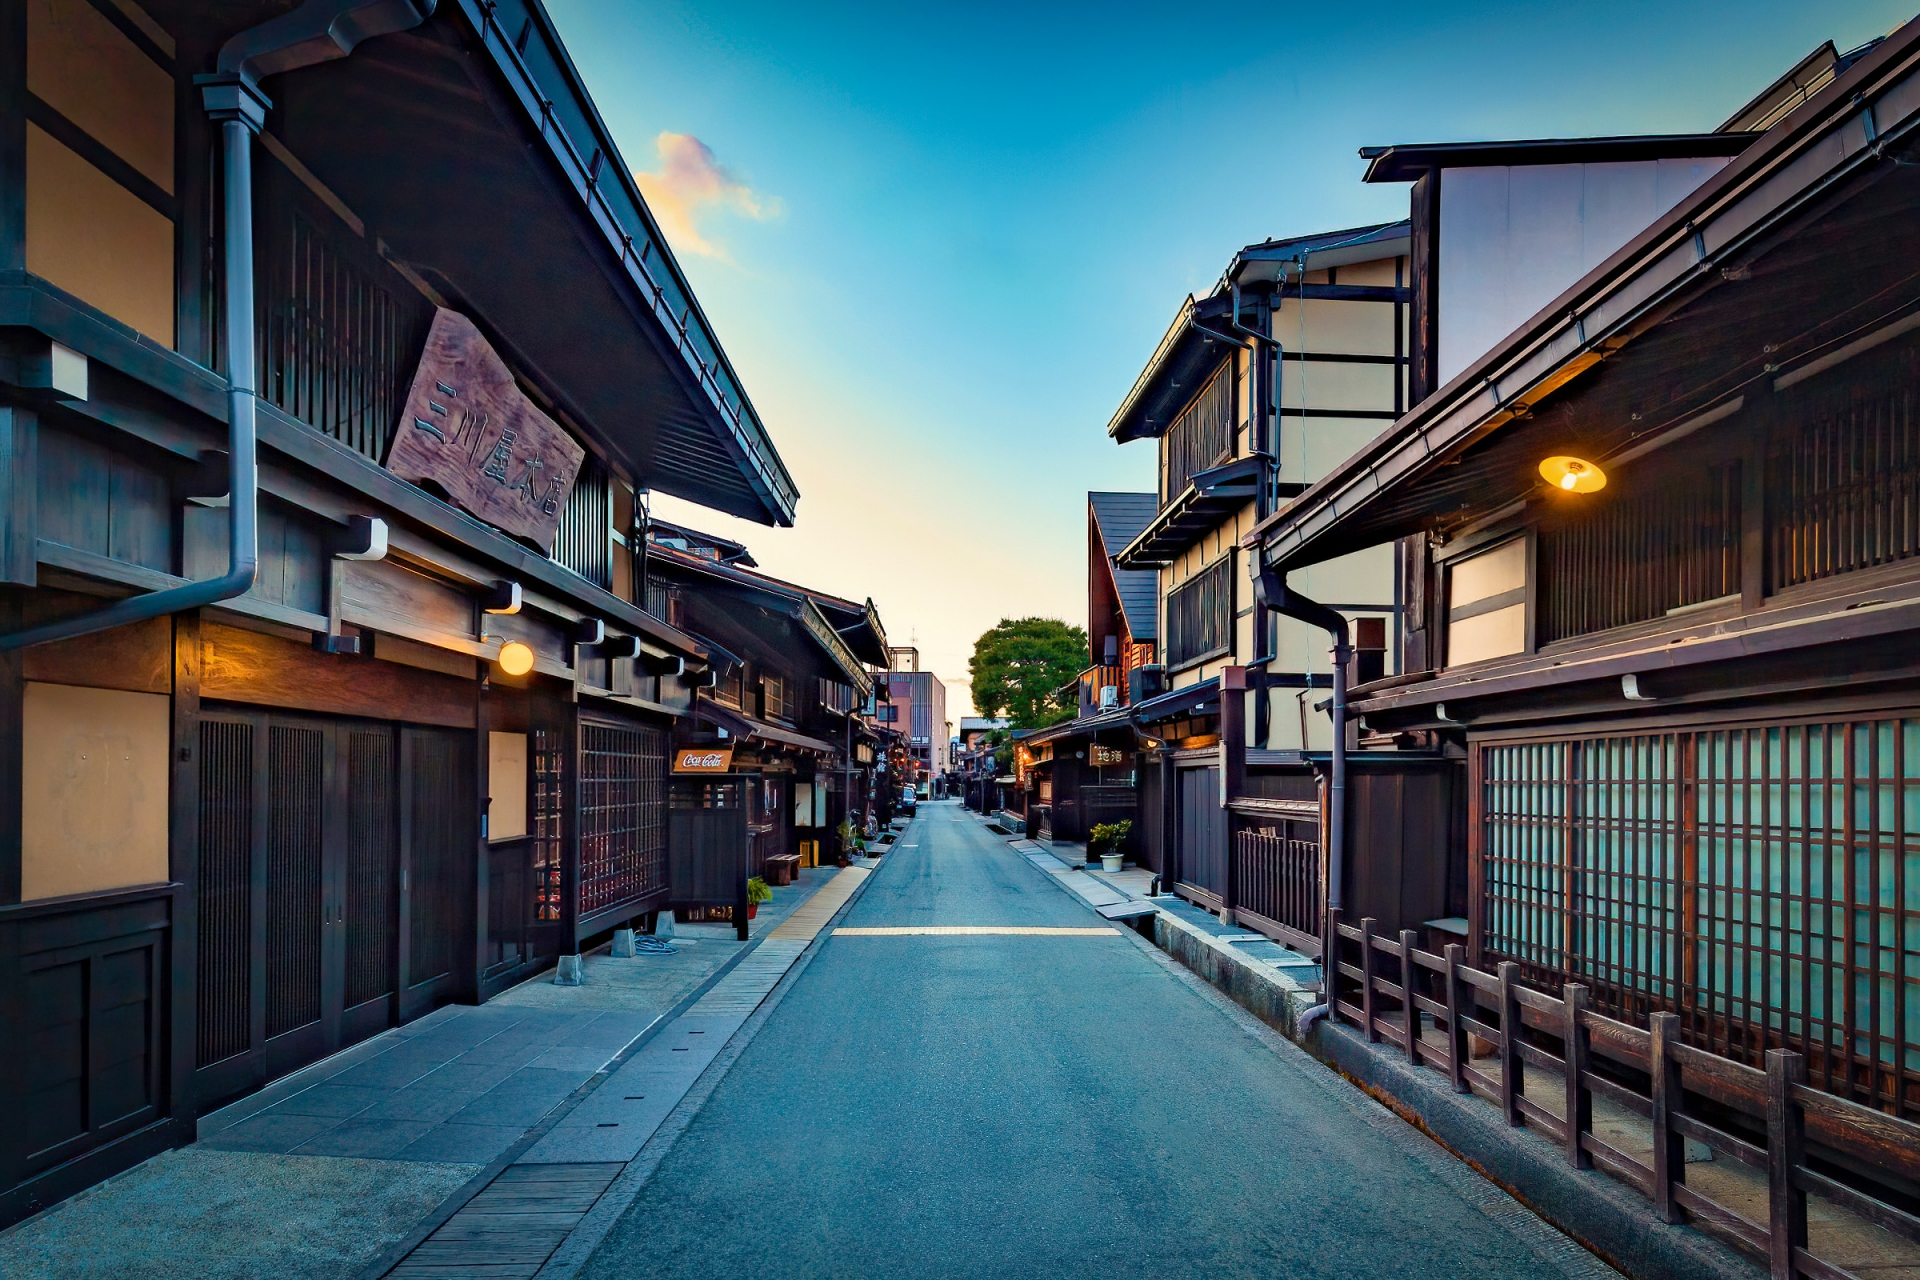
[
  {"x1": 1307, "y1": 1019, "x2": 1755, "y2": 1280},
  {"x1": 1026, "y1": 855, "x2": 1758, "y2": 1280}
]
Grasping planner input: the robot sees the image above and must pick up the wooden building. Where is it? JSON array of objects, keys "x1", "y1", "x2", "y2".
[
  {"x1": 1103, "y1": 224, "x2": 1414, "y2": 904},
  {"x1": 1014, "y1": 494, "x2": 1159, "y2": 856},
  {"x1": 640, "y1": 522, "x2": 887, "y2": 915},
  {"x1": 1255, "y1": 26, "x2": 1920, "y2": 1117},
  {"x1": 0, "y1": 0, "x2": 799, "y2": 1224}
]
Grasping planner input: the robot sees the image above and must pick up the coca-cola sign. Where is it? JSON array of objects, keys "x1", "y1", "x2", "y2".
[{"x1": 673, "y1": 747, "x2": 735, "y2": 773}]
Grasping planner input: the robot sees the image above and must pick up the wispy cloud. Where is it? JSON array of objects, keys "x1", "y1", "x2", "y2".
[{"x1": 635, "y1": 132, "x2": 780, "y2": 261}]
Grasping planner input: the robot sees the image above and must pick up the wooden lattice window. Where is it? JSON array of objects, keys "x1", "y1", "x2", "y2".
[
  {"x1": 531, "y1": 729, "x2": 564, "y2": 922},
  {"x1": 578, "y1": 721, "x2": 668, "y2": 916},
  {"x1": 1536, "y1": 462, "x2": 1741, "y2": 646},
  {"x1": 553, "y1": 455, "x2": 611, "y2": 587},
  {"x1": 258, "y1": 211, "x2": 427, "y2": 463},
  {"x1": 1478, "y1": 716, "x2": 1920, "y2": 1120},
  {"x1": 1163, "y1": 362, "x2": 1235, "y2": 503},
  {"x1": 762, "y1": 675, "x2": 787, "y2": 722},
  {"x1": 1166, "y1": 555, "x2": 1231, "y2": 669},
  {"x1": 1769, "y1": 373, "x2": 1920, "y2": 589}
]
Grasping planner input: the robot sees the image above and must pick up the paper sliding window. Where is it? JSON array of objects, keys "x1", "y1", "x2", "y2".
[{"x1": 1445, "y1": 537, "x2": 1528, "y2": 667}]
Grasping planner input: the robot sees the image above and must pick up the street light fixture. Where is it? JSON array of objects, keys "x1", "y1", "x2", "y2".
[
  {"x1": 1539, "y1": 455, "x2": 1607, "y2": 494},
  {"x1": 497, "y1": 640, "x2": 535, "y2": 676}
]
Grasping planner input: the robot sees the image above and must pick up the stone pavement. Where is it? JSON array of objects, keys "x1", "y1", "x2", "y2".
[{"x1": 0, "y1": 866, "x2": 844, "y2": 1280}]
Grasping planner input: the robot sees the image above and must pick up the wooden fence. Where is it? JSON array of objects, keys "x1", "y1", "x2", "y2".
[{"x1": 1328, "y1": 911, "x2": 1920, "y2": 1280}]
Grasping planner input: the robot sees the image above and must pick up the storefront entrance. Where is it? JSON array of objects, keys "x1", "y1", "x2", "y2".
[{"x1": 193, "y1": 710, "x2": 474, "y2": 1106}]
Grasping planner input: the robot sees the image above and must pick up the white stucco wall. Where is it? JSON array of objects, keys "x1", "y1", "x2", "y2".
[{"x1": 1437, "y1": 157, "x2": 1730, "y2": 386}]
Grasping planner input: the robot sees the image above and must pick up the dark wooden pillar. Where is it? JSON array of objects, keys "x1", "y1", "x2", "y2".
[
  {"x1": 168, "y1": 612, "x2": 202, "y2": 1125},
  {"x1": 1408, "y1": 171, "x2": 1440, "y2": 407},
  {"x1": 0, "y1": 593, "x2": 20, "y2": 906},
  {"x1": 1160, "y1": 752, "x2": 1177, "y2": 890},
  {"x1": 1741, "y1": 405, "x2": 1768, "y2": 612},
  {"x1": 0, "y1": 0, "x2": 24, "y2": 276},
  {"x1": 560, "y1": 696, "x2": 581, "y2": 955},
  {"x1": 0, "y1": 407, "x2": 34, "y2": 588},
  {"x1": 471, "y1": 672, "x2": 490, "y2": 1001},
  {"x1": 1220, "y1": 666, "x2": 1246, "y2": 919}
]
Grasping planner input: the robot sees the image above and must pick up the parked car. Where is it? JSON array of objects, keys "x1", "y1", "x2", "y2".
[{"x1": 899, "y1": 787, "x2": 918, "y2": 815}]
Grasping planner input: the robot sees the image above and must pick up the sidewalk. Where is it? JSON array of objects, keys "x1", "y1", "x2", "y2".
[{"x1": 0, "y1": 867, "x2": 846, "y2": 1280}]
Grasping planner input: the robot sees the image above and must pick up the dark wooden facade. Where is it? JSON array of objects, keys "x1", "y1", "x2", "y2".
[
  {"x1": 1258, "y1": 24, "x2": 1920, "y2": 1121},
  {"x1": 642, "y1": 528, "x2": 888, "y2": 917},
  {"x1": 0, "y1": 0, "x2": 798, "y2": 1225}
]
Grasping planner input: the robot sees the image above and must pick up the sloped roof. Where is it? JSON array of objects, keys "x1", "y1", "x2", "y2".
[{"x1": 1089, "y1": 492, "x2": 1159, "y2": 642}]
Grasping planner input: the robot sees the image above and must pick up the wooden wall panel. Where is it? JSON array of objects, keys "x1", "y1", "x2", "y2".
[
  {"x1": 200, "y1": 623, "x2": 474, "y2": 728},
  {"x1": 21, "y1": 614, "x2": 169, "y2": 693},
  {"x1": 338, "y1": 559, "x2": 474, "y2": 643}
]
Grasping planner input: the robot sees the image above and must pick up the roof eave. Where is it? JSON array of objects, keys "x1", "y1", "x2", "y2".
[
  {"x1": 455, "y1": 0, "x2": 799, "y2": 526},
  {"x1": 1263, "y1": 24, "x2": 1920, "y2": 569}
]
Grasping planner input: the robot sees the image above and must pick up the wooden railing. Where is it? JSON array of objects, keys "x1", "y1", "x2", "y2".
[
  {"x1": 1329, "y1": 911, "x2": 1920, "y2": 1280},
  {"x1": 1231, "y1": 823, "x2": 1320, "y2": 953}
]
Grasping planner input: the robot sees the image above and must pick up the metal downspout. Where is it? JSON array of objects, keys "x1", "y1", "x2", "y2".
[
  {"x1": 0, "y1": 0, "x2": 434, "y2": 651},
  {"x1": 1253, "y1": 564, "x2": 1349, "y2": 1031}
]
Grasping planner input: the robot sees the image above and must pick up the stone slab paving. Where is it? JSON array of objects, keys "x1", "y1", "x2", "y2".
[
  {"x1": 0, "y1": 867, "x2": 844, "y2": 1280},
  {"x1": 383, "y1": 861, "x2": 881, "y2": 1276},
  {"x1": 0, "y1": 1148, "x2": 476, "y2": 1280}
]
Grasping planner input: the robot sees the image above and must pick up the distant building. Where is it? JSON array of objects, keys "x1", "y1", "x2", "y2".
[{"x1": 880, "y1": 648, "x2": 949, "y2": 790}]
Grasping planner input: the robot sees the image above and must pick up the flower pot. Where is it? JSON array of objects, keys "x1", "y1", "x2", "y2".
[
  {"x1": 747, "y1": 903, "x2": 759, "y2": 919},
  {"x1": 1101, "y1": 853, "x2": 1123, "y2": 873}
]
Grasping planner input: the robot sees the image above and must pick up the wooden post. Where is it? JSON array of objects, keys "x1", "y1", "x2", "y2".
[
  {"x1": 1220, "y1": 666, "x2": 1246, "y2": 924},
  {"x1": 1399, "y1": 929, "x2": 1420, "y2": 1065},
  {"x1": 169, "y1": 612, "x2": 203, "y2": 1129},
  {"x1": 1323, "y1": 907, "x2": 1341, "y2": 1018},
  {"x1": 1767, "y1": 1050, "x2": 1808, "y2": 1280},
  {"x1": 1360, "y1": 917, "x2": 1380, "y2": 1042},
  {"x1": 1563, "y1": 983, "x2": 1592, "y2": 1170},
  {"x1": 1444, "y1": 943, "x2": 1469, "y2": 1094},
  {"x1": 1498, "y1": 961, "x2": 1524, "y2": 1126},
  {"x1": 1650, "y1": 1012, "x2": 1685, "y2": 1224}
]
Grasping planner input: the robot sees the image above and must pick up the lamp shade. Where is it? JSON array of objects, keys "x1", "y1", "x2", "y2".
[
  {"x1": 1539, "y1": 455, "x2": 1607, "y2": 494},
  {"x1": 497, "y1": 640, "x2": 536, "y2": 676}
]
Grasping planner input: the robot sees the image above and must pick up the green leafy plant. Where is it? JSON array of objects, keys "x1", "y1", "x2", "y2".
[
  {"x1": 747, "y1": 876, "x2": 773, "y2": 905},
  {"x1": 1089, "y1": 820, "x2": 1133, "y2": 856}
]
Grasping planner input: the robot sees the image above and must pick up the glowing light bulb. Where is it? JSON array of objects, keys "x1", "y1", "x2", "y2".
[
  {"x1": 1539, "y1": 455, "x2": 1606, "y2": 494},
  {"x1": 497, "y1": 641, "x2": 535, "y2": 676}
]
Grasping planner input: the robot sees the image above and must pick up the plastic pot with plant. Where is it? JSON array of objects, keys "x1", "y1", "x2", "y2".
[
  {"x1": 1089, "y1": 820, "x2": 1133, "y2": 873},
  {"x1": 746, "y1": 876, "x2": 772, "y2": 919}
]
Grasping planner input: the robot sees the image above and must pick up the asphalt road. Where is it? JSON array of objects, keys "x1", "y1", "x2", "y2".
[{"x1": 580, "y1": 801, "x2": 1609, "y2": 1280}]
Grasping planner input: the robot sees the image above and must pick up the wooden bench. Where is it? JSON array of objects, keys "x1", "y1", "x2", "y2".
[{"x1": 763, "y1": 853, "x2": 801, "y2": 886}]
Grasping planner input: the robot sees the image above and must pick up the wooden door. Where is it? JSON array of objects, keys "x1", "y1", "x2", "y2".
[
  {"x1": 193, "y1": 711, "x2": 411, "y2": 1106},
  {"x1": 1176, "y1": 764, "x2": 1226, "y2": 900},
  {"x1": 399, "y1": 726, "x2": 475, "y2": 1020}
]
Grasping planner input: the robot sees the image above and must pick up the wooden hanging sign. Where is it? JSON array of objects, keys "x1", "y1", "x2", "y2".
[{"x1": 388, "y1": 309, "x2": 585, "y2": 551}]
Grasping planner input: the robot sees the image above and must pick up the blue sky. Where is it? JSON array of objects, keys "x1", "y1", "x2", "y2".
[{"x1": 547, "y1": 0, "x2": 1912, "y2": 718}]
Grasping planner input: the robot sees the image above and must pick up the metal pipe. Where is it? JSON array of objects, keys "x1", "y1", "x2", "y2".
[
  {"x1": 1253, "y1": 563, "x2": 1350, "y2": 1025},
  {"x1": 2, "y1": 116, "x2": 263, "y2": 650},
  {"x1": 0, "y1": 0, "x2": 435, "y2": 651}
]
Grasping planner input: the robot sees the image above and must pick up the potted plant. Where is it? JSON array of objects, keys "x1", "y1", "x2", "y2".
[
  {"x1": 836, "y1": 817, "x2": 864, "y2": 864},
  {"x1": 1089, "y1": 820, "x2": 1132, "y2": 873},
  {"x1": 746, "y1": 876, "x2": 772, "y2": 919}
]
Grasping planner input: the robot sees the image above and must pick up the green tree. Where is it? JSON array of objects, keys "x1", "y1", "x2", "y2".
[{"x1": 968, "y1": 617, "x2": 1089, "y2": 731}]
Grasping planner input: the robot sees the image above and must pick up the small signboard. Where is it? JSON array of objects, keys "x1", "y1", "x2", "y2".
[
  {"x1": 387, "y1": 309, "x2": 585, "y2": 552},
  {"x1": 1090, "y1": 745, "x2": 1128, "y2": 767},
  {"x1": 673, "y1": 747, "x2": 734, "y2": 773}
]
